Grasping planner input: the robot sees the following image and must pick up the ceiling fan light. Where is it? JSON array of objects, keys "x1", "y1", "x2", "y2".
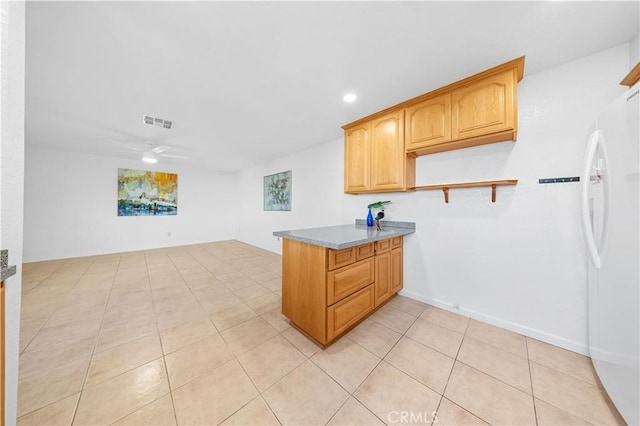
[{"x1": 142, "y1": 151, "x2": 158, "y2": 163}]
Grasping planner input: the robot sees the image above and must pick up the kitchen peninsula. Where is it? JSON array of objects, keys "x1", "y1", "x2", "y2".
[{"x1": 273, "y1": 220, "x2": 415, "y2": 346}]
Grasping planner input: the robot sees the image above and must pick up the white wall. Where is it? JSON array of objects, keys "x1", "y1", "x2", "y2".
[
  {"x1": 360, "y1": 42, "x2": 629, "y2": 354},
  {"x1": 235, "y1": 42, "x2": 631, "y2": 354},
  {"x1": 0, "y1": 2, "x2": 25, "y2": 424},
  {"x1": 23, "y1": 146, "x2": 238, "y2": 262},
  {"x1": 236, "y1": 140, "x2": 346, "y2": 253}
]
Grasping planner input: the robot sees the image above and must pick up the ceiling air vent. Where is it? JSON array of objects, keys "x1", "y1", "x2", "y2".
[{"x1": 143, "y1": 115, "x2": 173, "y2": 130}]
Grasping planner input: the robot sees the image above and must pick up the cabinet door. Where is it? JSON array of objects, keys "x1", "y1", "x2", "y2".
[
  {"x1": 390, "y1": 247, "x2": 403, "y2": 294},
  {"x1": 451, "y1": 69, "x2": 516, "y2": 141},
  {"x1": 374, "y1": 251, "x2": 391, "y2": 307},
  {"x1": 344, "y1": 123, "x2": 371, "y2": 193},
  {"x1": 370, "y1": 111, "x2": 405, "y2": 191},
  {"x1": 405, "y1": 93, "x2": 451, "y2": 150}
]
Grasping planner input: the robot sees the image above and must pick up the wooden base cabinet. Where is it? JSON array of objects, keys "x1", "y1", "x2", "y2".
[{"x1": 281, "y1": 237, "x2": 403, "y2": 346}]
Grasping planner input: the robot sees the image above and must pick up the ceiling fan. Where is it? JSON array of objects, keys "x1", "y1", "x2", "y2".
[{"x1": 105, "y1": 139, "x2": 189, "y2": 164}]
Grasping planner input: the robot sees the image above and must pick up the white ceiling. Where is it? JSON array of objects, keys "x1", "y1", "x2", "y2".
[{"x1": 25, "y1": 1, "x2": 639, "y2": 172}]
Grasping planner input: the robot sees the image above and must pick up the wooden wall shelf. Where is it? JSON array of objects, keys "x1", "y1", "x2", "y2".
[
  {"x1": 411, "y1": 179, "x2": 518, "y2": 203},
  {"x1": 620, "y1": 62, "x2": 640, "y2": 87}
]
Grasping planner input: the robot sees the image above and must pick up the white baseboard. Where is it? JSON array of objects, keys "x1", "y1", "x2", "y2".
[{"x1": 398, "y1": 289, "x2": 590, "y2": 356}]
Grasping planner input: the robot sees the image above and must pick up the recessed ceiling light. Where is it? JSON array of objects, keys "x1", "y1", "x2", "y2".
[{"x1": 343, "y1": 93, "x2": 357, "y2": 103}]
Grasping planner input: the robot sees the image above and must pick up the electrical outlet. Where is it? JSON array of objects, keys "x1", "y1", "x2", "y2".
[
  {"x1": 453, "y1": 304, "x2": 460, "y2": 310},
  {"x1": 167, "y1": 232, "x2": 171, "y2": 237}
]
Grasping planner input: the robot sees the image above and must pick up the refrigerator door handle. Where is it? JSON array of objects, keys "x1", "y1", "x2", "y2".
[{"x1": 581, "y1": 130, "x2": 610, "y2": 269}]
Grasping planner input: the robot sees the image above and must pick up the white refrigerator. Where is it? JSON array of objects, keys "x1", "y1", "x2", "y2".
[{"x1": 581, "y1": 82, "x2": 639, "y2": 425}]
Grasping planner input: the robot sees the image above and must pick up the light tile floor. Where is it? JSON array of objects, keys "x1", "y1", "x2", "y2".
[{"x1": 17, "y1": 241, "x2": 624, "y2": 425}]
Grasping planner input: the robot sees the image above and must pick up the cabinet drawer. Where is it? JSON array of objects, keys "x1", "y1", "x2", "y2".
[
  {"x1": 375, "y1": 239, "x2": 392, "y2": 253},
  {"x1": 328, "y1": 247, "x2": 357, "y2": 270},
  {"x1": 391, "y1": 236, "x2": 403, "y2": 249},
  {"x1": 327, "y1": 258, "x2": 374, "y2": 305},
  {"x1": 327, "y1": 285, "x2": 374, "y2": 341},
  {"x1": 356, "y1": 243, "x2": 374, "y2": 260}
]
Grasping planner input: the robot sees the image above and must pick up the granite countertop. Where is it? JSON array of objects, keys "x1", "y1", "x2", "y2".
[
  {"x1": 1, "y1": 249, "x2": 16, "y2": 281},
  {"x1": 273, "y1": 220, "x2": 415, "y2": 250}
]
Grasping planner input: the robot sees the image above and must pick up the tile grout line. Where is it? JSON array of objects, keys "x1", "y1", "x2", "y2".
[
  {"x1": 171, "y1": 252, "x2": 225, "y2": 336},
  {"x1": 341, "y1": 306, "x2": 432, "y2": 426},
  {"x1": 228, "y1": 357, "x2": 282, "y2": 424},
  {"x1": 70, "y1": 255, "x2": 122, "y2": 426},
  {"x1": 16, "y1": 256, "x2": 91, "y2": 419},
  {"x1": 216, "y1": 250, "x2": 286, "y2": 423},
  {"x1": 204, "y1": 251, "x2": 285, "y2": 425},
  {"x1": 433, "y1": 318, "x2": 497, "y2": 426},
  {"x1": 151, "y1": 250, "x2": 185, "y2": 426},
  {"x1": 258, "y1": 392, "x2": 285, "y2": 425},
  {"x1": 434, "y1": 330, "x2": 466, "y2": 425},
  {"x1": 20, "y1": 259, "x2": 68, "y2": 296},
  {"x1": 71, "y1": 259, "x2": 159, "y2": 421},
  {"x1": 18, "y1": 259, "x2": 93, "y2": 355},
  {"x1": 526, "y1": 354, "x2": 608, "y2": 390},
  {"x1": 526, "y1": 358, "x2": 609, "y2": 425},
  {"x1": 525, "y1": 337, "x2": 540, "y2": 426},
  {"x1": 23, "y1": 258, "x2": 100, "y2": 420}
]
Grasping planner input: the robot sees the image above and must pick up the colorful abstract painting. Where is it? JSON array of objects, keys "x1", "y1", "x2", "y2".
[
  {"x1": 263, "y1": 170, "x2": 291, "y2": 211},
  {"x1": 118, "y1": 169, "x2": 178, "y2": 216}
]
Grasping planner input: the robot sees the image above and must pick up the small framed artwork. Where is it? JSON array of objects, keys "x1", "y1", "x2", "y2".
[{"x1": 264, "y1": 170, "x2": 292, "y2": 211}]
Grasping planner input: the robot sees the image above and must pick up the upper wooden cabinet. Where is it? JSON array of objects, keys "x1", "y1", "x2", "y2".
[
  {"x1": 344, "y1": 123, "x2": 371, "y2": 193},
  {"x1": 405, "y1": 93, "x2": 452, "y2": 150},
  {"x1": 451, "y1": 69, "x2": 516, "y2": 142},
  {"x1": 344, "y1": 110, "x2": 415, "y2": 194},
  {"x1": 370, "y1": 111, "x2": 405, "y2": 191},
  {"x1": 343, "y1": 57, "x2": 524, "y2": 187}
]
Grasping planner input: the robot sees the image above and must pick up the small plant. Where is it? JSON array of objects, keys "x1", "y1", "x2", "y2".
[{"x1": 367, "y1": 200, "x2": 391, "y2": 210}]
